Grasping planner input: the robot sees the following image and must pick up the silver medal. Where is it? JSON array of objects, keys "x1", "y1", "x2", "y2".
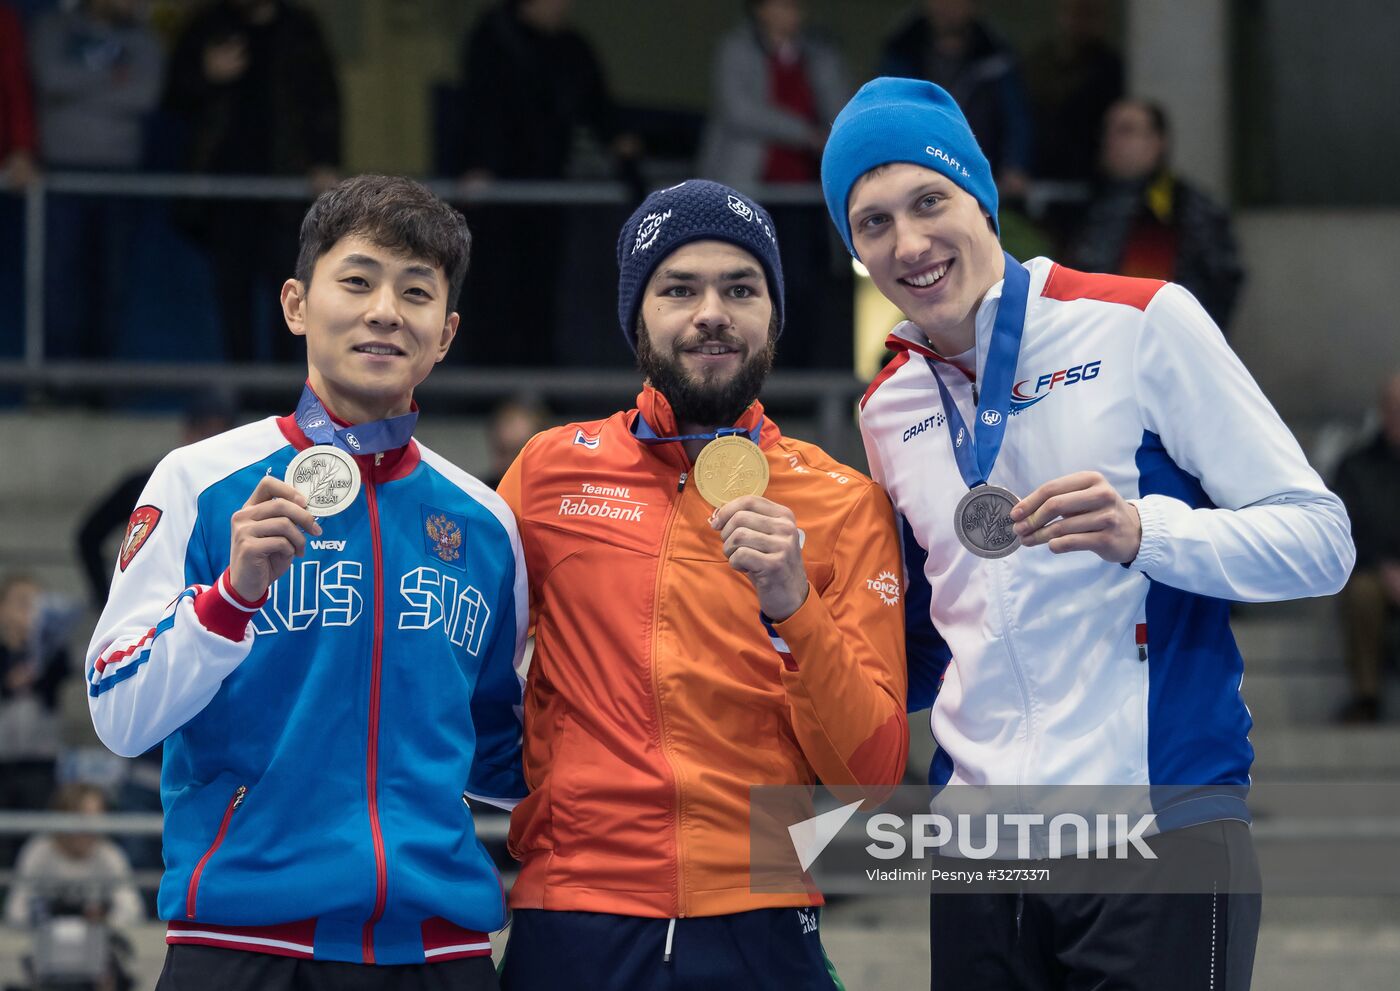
[
  {"x1": 954, "y1": 483, "x2": 1021, "y2": 559},
  {"x1": 284, "y1": 445, "x2": 361, "y2": 517}
]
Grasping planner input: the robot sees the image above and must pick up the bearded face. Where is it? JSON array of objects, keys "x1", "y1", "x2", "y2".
[
  {"x1": 636, "y1": 316, "x2": 776, "y2": 428},
  {"x1": 633, "y1": 241, "x2": 778, "y2": 428}
]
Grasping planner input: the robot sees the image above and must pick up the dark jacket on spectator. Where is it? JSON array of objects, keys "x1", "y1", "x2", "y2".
[
  {"x1": 0, "y1": 641, "x2": 67, "y2": 713},
  {"x1": 876, "y1": 14, "x2": 1032, "y2": 177},
  {"x1": 163, "y1": 0, "x2": 340, "y2": 175},
  {"x1": 1334, "y1": 434, "x2": 1400, "y2": 572},
  {"x1": 0, "y1": 2, "x2": 36, "y2": 165},
  {"x1": 457, "y1": 3, "x2": 619, "y2": 179},
  {"x1": 1023, "y1": 36, "x2": 1122, "y2": 184},
  {"x1": 77, "y1": 465, "x2": 155, "y2": 606},
  {"x1": 1067, "y1": 171, "x2": 1245, "y2": 330}
]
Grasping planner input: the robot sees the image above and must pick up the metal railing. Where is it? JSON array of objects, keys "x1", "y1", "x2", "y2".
[
  {"x1": 0, "y1": 171, "x2": 870, "y2": 445},
  {"x1": 2, "y1": 171, "x2": 831, "y2": 373},
  {"x1": 0, "y1": 810, "x2": 512, "y2": 893}
]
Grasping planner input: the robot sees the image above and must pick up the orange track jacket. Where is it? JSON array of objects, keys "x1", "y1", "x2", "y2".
[{"x1": 497, "y1": 386, "x2": 908, "y2": 918}]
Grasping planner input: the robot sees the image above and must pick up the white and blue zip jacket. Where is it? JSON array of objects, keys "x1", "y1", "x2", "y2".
[
  {"x1": 860, "y1": 258, "x2": 1353, "y2": 826},
  {"x1": 85, "y1": 410, "x2": 528, "y2": 965}
]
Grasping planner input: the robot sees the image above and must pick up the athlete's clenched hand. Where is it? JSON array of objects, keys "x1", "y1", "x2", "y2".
[
  {"x1": 1010, "y1": 470, "x2": 1141, "y2": 564},
  {"x1": 229, "y1": 476, "x2": 323, "y2": 602},
  {"x1": 711, "y1": 495, "x2": 810, "y2": 622}
]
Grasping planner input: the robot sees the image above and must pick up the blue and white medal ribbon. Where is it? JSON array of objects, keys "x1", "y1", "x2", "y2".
[
  {"x1": 284, "y1": 385, "x2": 418, "y2": 516},
  {"x1": 926, "y1": 252, "x2": 1029, "y2": 558},
  {"x1": 293, "y1": 384, "x2": 418, "y2": 456},
  {"x1": 632, "y1": 415, "x2": 761, "y2": 446}
]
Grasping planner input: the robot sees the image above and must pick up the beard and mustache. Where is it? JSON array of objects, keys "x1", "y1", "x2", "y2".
[{"x1": 636, "y1": 322, "x2": 776, "y2": 428}]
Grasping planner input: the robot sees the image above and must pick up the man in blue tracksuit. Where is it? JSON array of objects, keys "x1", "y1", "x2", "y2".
[{"x1": 86, "y1": 175, "x2": 527, "y2": 990}]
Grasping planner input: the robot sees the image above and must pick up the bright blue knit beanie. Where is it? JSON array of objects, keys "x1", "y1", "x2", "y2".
[
  {"x1": 616, "y1": 179, "x2": 784, "y2": 352},
  {"x1": 821, "y1": 77, "x2": 999, "y2": 258}
]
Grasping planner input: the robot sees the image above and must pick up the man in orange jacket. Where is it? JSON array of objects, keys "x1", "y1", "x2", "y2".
[{"x1": 496, "y1": 179, "x2": 908, "y2": 989}]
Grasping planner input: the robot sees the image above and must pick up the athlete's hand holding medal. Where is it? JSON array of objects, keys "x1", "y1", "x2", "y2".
[
  {"x1": 227, "y1": 385, "x2": 418, "y2": 602},
  {"x1": 229, "y1": 475, "x2": 323, "y2": 602},
  {"x1": 695, "y1": 436, "x2": 810, "y2": 622},
  {"x1": 1010, "y1": 471, "x2": 1142, "y2": 564}
]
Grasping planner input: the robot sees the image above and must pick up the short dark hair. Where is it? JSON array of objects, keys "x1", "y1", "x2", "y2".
[
  {"x1": 294, "y1": 174, "x2": 472, "y2": 311},
  {"x1": 1117, "y1": 98, "x2": 1170, "y2": 140}
]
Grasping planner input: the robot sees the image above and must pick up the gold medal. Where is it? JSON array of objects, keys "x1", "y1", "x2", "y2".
[{"x1": 693, "y1": 436, "x2": 769, "y2": 508}]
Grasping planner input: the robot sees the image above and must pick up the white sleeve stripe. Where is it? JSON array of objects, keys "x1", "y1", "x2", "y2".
[{"x1": 217, "y1": 572, "x2": 263, "y2": 612}]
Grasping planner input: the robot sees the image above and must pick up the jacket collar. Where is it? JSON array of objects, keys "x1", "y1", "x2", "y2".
[
  {"x1": 884, "y1": 256, "x2": 1052, "y2": 383},
  {"x1": 628, "y1": 384, "x2": 778, "y2": 467},
  {"x1": 276, "y1": 385, "x2": 421, "y2": 484}
]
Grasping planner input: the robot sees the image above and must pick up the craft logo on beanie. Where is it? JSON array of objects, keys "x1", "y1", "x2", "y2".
[
  {"x1": 616, "y1": 179, "x2": 785, "y2": 353},
  {"x1": 820, "y1": 77, "x2": 999, "y2": 258}
]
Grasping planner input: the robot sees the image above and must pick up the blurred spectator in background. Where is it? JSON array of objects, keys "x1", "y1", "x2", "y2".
[
  {"x1": 877, "y1": 0, "x2": 1033, "y2": 199},
  {"x1": 1332, "y1": 372, "x2": 1400, "y2": 724},
  {"x1": 164, "y1": 0, "x2": 340, "y2": 363},
  {"x1": 76, "y1": 394, "x2": 236, "y2": 606},
  {"x1": 0, "y1": 573, "x2": 70, "y2": 862},
  {"x1": 457, "y1": 0, "x2": 638, "y2": 184},
  {"x1": 0, "y1": 0, "x2": 36, "y2": 355},
  {"x1": 1067, "y1": 98, "x2": 1244, "y2": 330},
  {"x1": 3, "y1": 784, "x2": 144, "y2": 928},
  {"x1": 3, "y1": 783, "x2": 140, "y2": 991},
  {"x1": 482, "y1": 398, "x2": 550, "y2": 489},
  {"x1": 698, "y1": 0, "x2": 848, "y2": 190},
  {"x1": 0, "y1": 0, "x2": 36, "y2": 191},
  {"x1": 1022, "y1": 0, "x2": 1122, "y2": 186},
  {"x1": 453, "y1": 0, "x2": 641, "y2": 367},
  {"x1": 31, "y1": 0, "x2": 164, "y2": 360},
  {"x1": 700, "y1": 0, "x2": 851, "y2": 367}
]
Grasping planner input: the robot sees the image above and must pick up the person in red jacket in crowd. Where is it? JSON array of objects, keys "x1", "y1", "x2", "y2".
[{"x1": 0, "y1": 1, "x2": 37, "y2": 190}]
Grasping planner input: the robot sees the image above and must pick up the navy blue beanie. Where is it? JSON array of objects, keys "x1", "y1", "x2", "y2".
[
  {"x1": 616, "y1": 179, "x2": 784, "y2": 352},
  {"x1": 820, "y1": 77, "x2": 999, "y2": 258}
]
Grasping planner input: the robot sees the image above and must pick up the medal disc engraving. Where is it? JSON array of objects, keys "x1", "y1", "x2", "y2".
[
  {"x1": 693, "y1": 436, "x2": 770, "y2": 508},
  {"x1": 954, "y1": 484, "x2": 1021, "y2": 559},
  {"x1": 285, "y1": 445, "x2": 361, "y2": 517}
]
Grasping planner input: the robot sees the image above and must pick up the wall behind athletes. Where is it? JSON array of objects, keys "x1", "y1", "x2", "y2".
[{"x1": 1123, "y1": 0, "x2": 1400, "y2": 422}]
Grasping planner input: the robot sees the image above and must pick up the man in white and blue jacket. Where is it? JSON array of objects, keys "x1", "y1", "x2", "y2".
[
  {"x1": 823, "y1": 79, "x2": 1354, "y2": 990},
  {"x1": 86, "y1": 175, "x2": 527, "y2": 990}
]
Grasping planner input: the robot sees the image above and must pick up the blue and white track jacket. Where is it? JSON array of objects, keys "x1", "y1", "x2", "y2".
[
  {"x1": 860, "y1": 258, "x2": 1354, "y2": 824},
  {"x1": 85, "y1": 411, "x2": 528, "y2": 965}
]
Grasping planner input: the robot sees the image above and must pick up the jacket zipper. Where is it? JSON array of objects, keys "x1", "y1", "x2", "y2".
[
  {"x1": 361, "y1": 480, "x2": 389, "y2": 963},
  {"x1": 991, "y1": 558, "x2": 1034, "y2": 813},
  {"x1": 185, "y1": 784, "x2": 246, "y2": 920},
  {"x1": 650, "y1": 470, "x2": 689, "y2": 917}
]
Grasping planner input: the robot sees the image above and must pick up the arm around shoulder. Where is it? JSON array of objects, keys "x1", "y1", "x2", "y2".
[{"x1": 773, "y1": 481, "x2": 909, "y2": 791}]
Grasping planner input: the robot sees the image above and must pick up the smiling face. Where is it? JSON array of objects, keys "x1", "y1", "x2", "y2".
[
  {"x1": 635, "y1": 240, "x2": 776, "y2": 429},
  {"x1": 280, "y1": 234, "x2": 458, "y2": 424},
  {"x1": 848, "y1": 162, "x2": 1004, "y2": 354}
]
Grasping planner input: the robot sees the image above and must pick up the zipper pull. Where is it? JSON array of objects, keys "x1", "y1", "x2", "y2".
[
  {"x1": 677, "y1": 472, "x2": 688, "y2": 493},
  {"x1": 375, "y1": 452, "x2": 384, "y2": 467},
  {"x1": 231, "y1": 785, "x2": 247, "y2": 810}
]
